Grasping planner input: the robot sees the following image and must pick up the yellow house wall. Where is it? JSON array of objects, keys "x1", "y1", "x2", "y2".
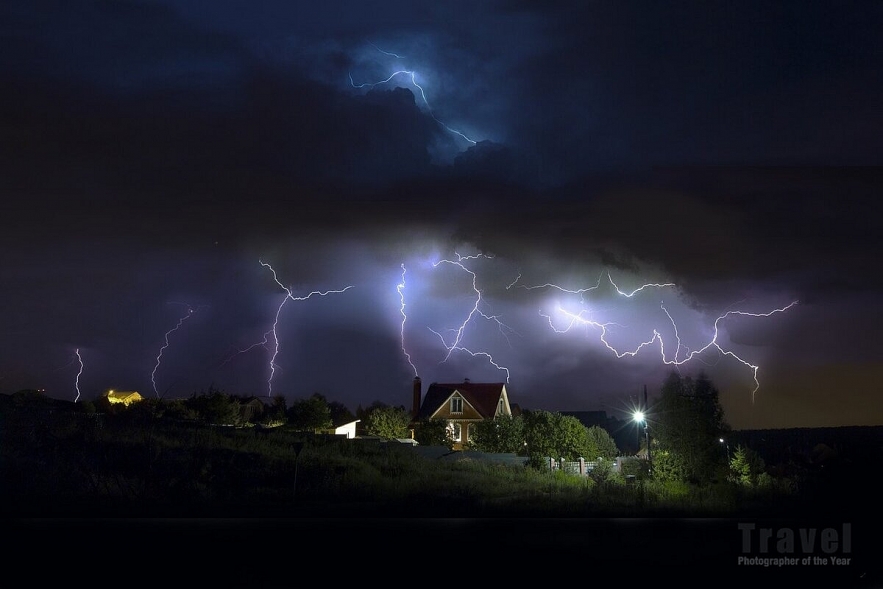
[{"x1": 433, "y1": 396, "x2": 482, "y2": 420}]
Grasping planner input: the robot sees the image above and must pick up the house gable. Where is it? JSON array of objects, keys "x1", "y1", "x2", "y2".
[
  {"x1": 416, "y1": 380, "x2": 510, "y2": 422},
  {"x1": 412, "y1": 380, "x2": 512, "y2": 450},
  {"x1": 429, "y1": 390, "x2": 482, "y2": 420}
]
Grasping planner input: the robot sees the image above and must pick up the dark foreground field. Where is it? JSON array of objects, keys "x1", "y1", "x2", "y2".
[
  {"x1": 3, "y1": 398, "x2": 881, "y2": 587},
  {"x1": 11, "y1": 515, "x2": 881, "y2": 587}
]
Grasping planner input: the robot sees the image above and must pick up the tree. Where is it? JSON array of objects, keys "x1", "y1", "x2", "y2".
[
  {"x1": 327, "y1": 400, "x2": 355, "y2": 426},
  {"x1": 650, "y1": 371, "x2": 730, "y2": 484},
  {"x1": 471, "y1": 415, "x2": 525, "y2": 453},
  {"x1": 521, "y1": 409, "x2": 559, "y2": 460},
  {"x1": 163, "y1": 398, "x2": 200, "y2": 421},
  {"x1": 586, "y1": 425, "x2": 620, "y2": 460},
  {"x1": 729, "y1": 444, "x2": 766, "y2": 486},
  {"x1": 357, "y1": 400, "x2": 394, "y2": 424},
  {"x1": 364, "y1": 405, "x2": 411, "y2": 440},
  {"x1": 261, "y1": 395, "x2": 288, "y2": 426},
  {"x1": 556, "y1": 413, "x2": 596, "y2": 460},
  {"x1": 186, "y1": 387, "x2": 243, "y2": 426},
  {"x1": 287, "y1": 393, "x2": 332, "y2": 432},
  {"x1": 521, "y1": 410, "x2": 598, "y2": 461},
  {"x1": 412, "y1": 419, "x2": 449, "y2": 446}
]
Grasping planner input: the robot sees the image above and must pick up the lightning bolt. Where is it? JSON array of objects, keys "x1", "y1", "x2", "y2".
[
  {"x1": 151, "y1": 302, "x2": 200, "y2": 397},
  {"x1": 672, "y1": 301, "x2": 799, "y2": 401},
  {"x1": 660, "y1": 301, "x2": 689, "y2": 363},
  {"x1": 263, "y1": 293, "x2": 289, "y2": 397},
  {"x1": 544, "y1": 294, "x2": 798, "y2": 401},
  {"x1": 428, "y1": 328, "x2": 511, "y2": 382},
  {"x1": 398, "y1": 264, "x2": 418, "y2": 377},
  {"x1": 510, "y1": 272, "x2": 604, "y2": 297},
  {"x1": 607, "y1": 274, "x2": 677, "y2": 297},
  {"x1": 349, "y1": 44, "x2": 477, "y2": 146},
  {"x1": 431, "y1": 252, "x2": 515, "y2": 378},
  {"x1": 513, "y1": 270, "x2": 675, "y2": 301},
  {"x1": 57, "y1": 348, "x2": 85, "y2": 402},
  {"x1": 242, "y1": 260, "x2": 354, "y2": 396},
  {"x1": 369, "y1": 42, "x2": 405, "y2": 59},
  {"x1": 218, "y1": 299, "x2": 286, "y2": 394},
  {"x1": 525, "y1": 270, "x2": 677, "y2": 364},
  {"x1": 74, "y1": 348, "x2": 83, "y2": 402},
  {"x1": 540, "y1": 306, "x2": 661, "y2": 360}
]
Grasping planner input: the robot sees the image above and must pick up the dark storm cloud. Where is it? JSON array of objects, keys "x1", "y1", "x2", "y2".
[
  {"x1": 2, "y1": 0, "x2": 882, "y2": 429},
  {"x1": 0, "y1": 1, "x2": 245, "y2": 87},
  {"x1": 498, "y1": 1, "x2": 883, "y2": 173},
  {"x1": 1, "y1": 1, "x2": 487, "y2": 229},
  {"x1": 6, "y1": 0, "x2": 882, "y2": 197}
]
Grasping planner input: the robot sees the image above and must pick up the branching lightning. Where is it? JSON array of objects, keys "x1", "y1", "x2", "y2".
[
  {"x1": 428, "y1": 327, "x2": 511, "y2": 382},
  {"x1": 542, "y1": 289, "x2": 798, "y2": 400},
  {"x1": 398, "y1": 264, "x2": 418, "y2": 377},
  {"x1": 660, "y1": 301, "x2": 689, "y2": 363},
  {"x1": 430, "y1": 253, "x2": 515, "y2": 381},
  {"x1": 511, "y1": 270, "x2": 676, "y2": 301},
  {"x1": 607, "y1": 275, "x2": 678, "y2": 297},
  {"x1": 349, "y1": 44, "x2": 477, "y2": 145},
  {"x1": 682, "y1": 302, "x2": 799, "y2": 401},
  {"x1": 218, "y1": 299, "x2": 287, "y2": 395},
  {"x1": 231, "y1": 260, "x2": 355, "y2": 396},
  {"x1": 151, "y1": 302, "x2": 200, "y2": 397}
]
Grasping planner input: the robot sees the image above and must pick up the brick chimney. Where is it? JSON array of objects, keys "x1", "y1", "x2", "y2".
[{"x1": 412, "y1": 376, "x2": 422, "y2": 419}]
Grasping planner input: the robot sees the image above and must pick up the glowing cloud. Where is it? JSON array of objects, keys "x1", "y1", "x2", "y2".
[
  {"x1": 349, "y1": 43, "x2": 477, "y2": 146},
  {"x1": 542, "y1": 292, "x2": 798, "y2": 400}
]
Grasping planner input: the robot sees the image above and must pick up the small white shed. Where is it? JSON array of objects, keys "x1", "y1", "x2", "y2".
[{"x1": 333, "y1": 419, "x2": 361, "y2": 439}]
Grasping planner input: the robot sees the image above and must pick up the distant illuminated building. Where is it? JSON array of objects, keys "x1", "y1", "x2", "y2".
[{"x1": 105, "y1": 389, "x2": 143, "y2": 406}]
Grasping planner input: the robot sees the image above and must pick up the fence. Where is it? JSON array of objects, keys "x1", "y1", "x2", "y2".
[{"x1": 546, "y1": 456, "x2": 624, "y2": 476}]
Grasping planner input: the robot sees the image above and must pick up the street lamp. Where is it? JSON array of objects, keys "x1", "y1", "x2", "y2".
[
  {"x1": 719, "y1": 437, "x2": 730, "y2": 462},
  {"x1": 633, "y1": 410, "x2": 652, "y2": 474}
]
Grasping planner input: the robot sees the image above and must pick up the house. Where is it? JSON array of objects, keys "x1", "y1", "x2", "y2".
[
  {"x1": 411, "y1": 376, "x2": 513, "y2": 450},
  {"x1": 105, "y1": 390, "x2": 143, "y2": 406},
  {"x1": 238, "y1": 396, "x2": 270, "y2": 422}
]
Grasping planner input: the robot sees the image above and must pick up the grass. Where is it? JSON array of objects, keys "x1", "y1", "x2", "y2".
[{"x1": 0, "y1": 400, "x2": 832, "y2": 520}]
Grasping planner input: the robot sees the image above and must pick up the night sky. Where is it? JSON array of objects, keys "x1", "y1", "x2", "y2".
[{"x1": 2, "y1": 0, "x2": 882, "y2": 430}]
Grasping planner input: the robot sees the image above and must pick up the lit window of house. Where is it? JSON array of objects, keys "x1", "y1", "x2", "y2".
[
  {"x1": 451, "y1": 396, "x2": 463, "y2": 413},
  {"x1": 452, "y1": 423, "x2": 462, "y2": 442}
]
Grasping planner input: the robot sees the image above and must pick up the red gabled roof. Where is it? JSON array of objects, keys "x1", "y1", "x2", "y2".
[{"x1": 416, "y1": 381, "x2": 506, "y2": 421}]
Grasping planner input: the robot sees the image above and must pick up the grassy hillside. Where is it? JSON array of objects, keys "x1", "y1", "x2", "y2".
[
  {"x1": 1, "y1": 391, "x2": 870, "y2": 519},
  {"x1": 4, "y1": 392, "x2": 881, "y2": 586}
]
